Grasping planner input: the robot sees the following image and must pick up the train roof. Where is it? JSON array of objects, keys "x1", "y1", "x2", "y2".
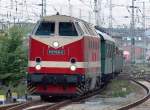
[
  {"x1": 42, "y1": 15, "x2": 89, "y2": 24},
  {"x1": 33, "y1": 14, "x2": 98, "y2": 37},
  {"x1": 96, "y1": 29, "x2": 115, "y2": 43}
]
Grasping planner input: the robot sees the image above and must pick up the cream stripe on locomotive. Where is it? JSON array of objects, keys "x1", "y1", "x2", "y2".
[
  {"x1": 32, "y1": 36, "x2": 83, "y2": 48},
  {"x1": 29, "y1": 61, "x2": 100, "y2": 68}
]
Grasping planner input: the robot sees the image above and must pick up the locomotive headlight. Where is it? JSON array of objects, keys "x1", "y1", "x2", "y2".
[
  {"x1": 53, "y1": 41, "x2": 59, "y2": 47},
  {"x1": 35, "y1": 64, "x2": 41, "y2": 70},
  {"x1": 70, "y1": 65, "x2": 76, "y2": 71}
]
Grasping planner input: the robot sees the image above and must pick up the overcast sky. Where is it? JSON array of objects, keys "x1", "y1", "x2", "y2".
[{"x1": 0, "y1": 0, "x2": 149, "y2": 28}]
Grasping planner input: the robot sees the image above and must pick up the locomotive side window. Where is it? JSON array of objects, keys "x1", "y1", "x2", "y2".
[
  {"x1": 35, "y1": 22, "x2": 55, "y2": 36},
  {"x1": 84, "y1": 23, "x2": 95, "y2": 36},
  {"x1": 78, "y1": 22, "x2": 90, "y2": 35},
  {"x1": 59, "y1": 22, "x2": 78, "y2": 36},
  {"x1": 75, "y1": 22, "x2": 84, "y2": 36}
]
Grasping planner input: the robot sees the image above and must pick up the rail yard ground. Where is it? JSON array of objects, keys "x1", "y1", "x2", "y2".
[
  {"x1": 59, "y1": 80, "x2": 146, "y2": 110},
  {"x1": 57, "y1": 64, "x2": 150, "y2": 110},
  {"x1": 1, "y1": 63, "x2": 150, "y2": 110},
  {"x1": 100, "y1": 79, "x2": 139, "y2": 97}
]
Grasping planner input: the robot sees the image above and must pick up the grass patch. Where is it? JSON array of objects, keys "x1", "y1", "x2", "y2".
[
  {"x1": 101, "y1": 79, "x2": 138, "y2": 97},
  {"x1": 12, "y1": 83, "x2": 26, "y2": 97},
  {"x1": 0, "y1": 83, "x2": 26, "y2": 97},
  {"x1": 0, "y1": 88, "x2": 5, "y2": 95}
]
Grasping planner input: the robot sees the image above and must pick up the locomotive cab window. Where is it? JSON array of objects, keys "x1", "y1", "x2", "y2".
[
  {"x1": 35, "y1": 22, "x2": 55, "y2": 36},
  {"x1": 59, "y1": 22, "x2": 78, "y2": 36}
]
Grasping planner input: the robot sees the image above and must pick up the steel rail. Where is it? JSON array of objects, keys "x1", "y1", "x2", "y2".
[
  {"x1": 2, "y1": 100, "x2": 42, "y2": 110},
  {"x1": 0, "y1": 103, "x2": 22, "y2": 110},
  {"x1": 117, "y1": 79, "x2": 150, "y2": 110}
]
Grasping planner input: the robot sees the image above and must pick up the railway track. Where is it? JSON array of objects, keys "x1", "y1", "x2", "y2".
[
  {"x1": 24, "y1": 87, "x2": 106, "y2": 110},
  {"x1": 117, "y1": 79, "x2": 150, "y2": 110},
  {"x1": 28, "y1": 79, "x2": 150, "y2": 110},
  {"x1": 0, "y1": 86, "x2": 105, "y2": 110},
  {"x1": 0, "y1": 100, "x2": 42, "y2": 110},
  {"x1": 1, "y1": 79, "x2": 150, "y2": 110},
  {"x1": 0, "y1": 103, "x2": 21, "y2": 110},
  {"x1": 24, "y1": 100, "x2": 71, "y2": 110}
]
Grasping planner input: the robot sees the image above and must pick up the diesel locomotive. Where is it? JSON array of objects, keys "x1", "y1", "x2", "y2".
[{"x1": 27, "y1": 15, "x2": 101, "y2": 100}]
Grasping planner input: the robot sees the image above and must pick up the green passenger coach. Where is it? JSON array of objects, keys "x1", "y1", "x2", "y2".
[{"x1": 96, "y1": 29, "x2": 116, "y2": 82}]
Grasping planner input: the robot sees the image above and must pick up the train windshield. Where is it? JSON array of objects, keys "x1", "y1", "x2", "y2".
[
  {"x1": 35, "y1": 22, "x2": 55, "y2": 36},
  {"x1": 59, "y1": 22, "x2": 78, "y2": 36}
]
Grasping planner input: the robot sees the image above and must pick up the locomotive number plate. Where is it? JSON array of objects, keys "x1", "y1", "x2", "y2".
[{"x1": 48, "y1": 50, "x2": 64, "y2": 55}]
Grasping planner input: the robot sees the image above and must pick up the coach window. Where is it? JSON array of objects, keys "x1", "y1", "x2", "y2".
[
  {"x1": 110, "y1": 45, "x2": 112, "y2": 57},
  {"x1": 109, "y1": 45, "x2": 111, "y2": 57},
  {"x1": 59, "y1": 22, "x2": 78, "y2": 36},
  {"x1": 35, "y1": 22, "x2": 55, "y2": 36},
  {"x1": 105, "y1": 44, "x2": 107, "y2": 56},
  {"x1": 107, "y1": 45, "x2": 109, "y2": 57},
  {"x1": 107, "y1": 44, "x2": 109, "y2": 57},
  {"x1": 108, "y1": 44, "x2": 111, "y2": 57}
]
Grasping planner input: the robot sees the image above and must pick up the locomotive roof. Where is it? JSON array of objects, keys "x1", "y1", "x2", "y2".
[
  {"x1": 96, "y1": 29, "x2": 115, "y2": 43},
  {"x1": 42, "y1": 15, "x2": 87, "y2": 23}
]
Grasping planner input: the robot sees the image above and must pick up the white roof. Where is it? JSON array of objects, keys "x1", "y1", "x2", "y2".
[
  {"x1": 42, "y1": 15, "x2": 82, "y2": 23},
  {"x1": 96, "y1": 29, "x2": 116, "y2": 43}
]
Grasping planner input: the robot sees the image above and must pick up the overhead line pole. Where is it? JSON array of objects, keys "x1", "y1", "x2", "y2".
[
  {"x1": 109, "y1": 0, "x2": 112, "y2": 28},
  {"x1": 97, "y1": 0, "x2": 102, "y2": 26},
  {"x1": 44, "y1": 0, "x2": 46, "y2": 16},
  {"x1": 108, "y1": 0, "x2": 113, "y2": 35},
  {"x1": 79, "y1": 8, "x2": 82, "y2": 19},
  {"x1": 68, "y1": 0, "x2": 72, "y2": 16},
  {"x1": 94, "y1": 0, "x2": 98, "y2": 25},
  {"x1": 41, "y1": 0, "x2": 46, "y2": 17},
  {"x1": 131, "y1": 0, "x2": 135, "y2": 64},
  {"x1": 41, "y1": 0, "x2": 43, "y2": 17},
  {"x1": 142, "y1": 2, "x2": 146, "y2": 64}
]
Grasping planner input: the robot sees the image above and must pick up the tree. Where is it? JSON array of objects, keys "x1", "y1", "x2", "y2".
[{"x1": 0, "y1": 26, "x2": 28, "y2": 85}]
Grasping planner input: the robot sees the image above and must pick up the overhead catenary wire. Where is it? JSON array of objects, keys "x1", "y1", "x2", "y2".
[{"x1": 0, "y1": 0, "x2": 149, "y2": 28}]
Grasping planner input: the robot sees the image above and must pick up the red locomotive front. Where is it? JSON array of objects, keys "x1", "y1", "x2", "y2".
[{"x1": 27, "y1": 15, "x2": 101, "y2": 99}]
